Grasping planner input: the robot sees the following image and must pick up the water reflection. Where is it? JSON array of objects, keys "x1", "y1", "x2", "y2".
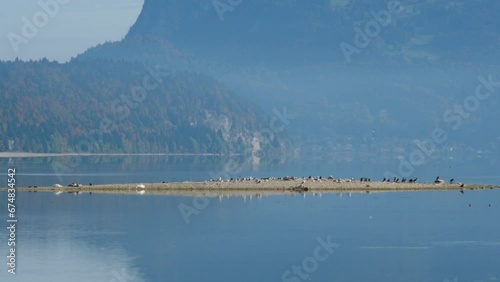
[
  {"x1": 0, "y1": 193, "x2": 145, "y2": 281},
  {"x1": 1, "y1": 154, "x2": 499, "y2": 188},
  {"x1": 0, "y1": 241, "x2": 144, "y2": 282},
  {"x1": 0, "y1": 189, "x2": 497, "y2": 282}
]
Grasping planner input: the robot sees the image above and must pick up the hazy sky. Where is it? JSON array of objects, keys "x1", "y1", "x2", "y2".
[{"x1": 0, "y1": 0, "x2": 143, "y2": 62}]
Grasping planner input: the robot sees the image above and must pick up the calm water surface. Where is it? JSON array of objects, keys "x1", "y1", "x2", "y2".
[
  {"x1": 0, "y1": 190, "x2": 499, "y2": 282},
  {"x1": 0, "y1": 156, "x2": 499, "y2": 281},
  {"x1": 1, "y1": 155, "x2": 499, "y2": 187}
]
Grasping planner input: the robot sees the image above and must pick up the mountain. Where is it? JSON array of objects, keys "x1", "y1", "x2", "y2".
[
  {"x1": 0, "y1": 59, "x2": 289, "y2": 155},
  {"x1": 2, "y1": 0, "x2": 499, "y2": 162},
  {"x1": 80, "y1": 0, "x2": 500, "y2": 66},
  {"x1": 75, "y1": 0, "x2": 500, "y2": 161}
]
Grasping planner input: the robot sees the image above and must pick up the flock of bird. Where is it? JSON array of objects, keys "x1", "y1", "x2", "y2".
[
  {"x1": 28, "y1": 176, "x2": 470, "y2": 197},
  {"x1": 206, "y1": 175, "x2": 465, "y2": 186},
  {"x1": 208, "y1": 175, "x2": 368, "y2": 184},
  {"x1": 23, "y1": 176, "x2": 493, "y2": 209},
  {"x1": 43, "y1": 176, "x2": 465, "y2": 189},
  {"x1": 382, "y1": 177, "x2": 418, "y2": 183},
  {"x1": 40, "y1": 177, "x2": 491, "y2": 209}
]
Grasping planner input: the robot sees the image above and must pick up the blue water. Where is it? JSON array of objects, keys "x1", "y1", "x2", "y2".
[
  {"x1": 0, "y1": 188, "x2": 499, "y2": 281},
  {"x1": 0, "y1": 156, "x2": 499, "y2": 281},
  {"x1": 1, "y1": 155, "x2": 499, "y2": 187}
]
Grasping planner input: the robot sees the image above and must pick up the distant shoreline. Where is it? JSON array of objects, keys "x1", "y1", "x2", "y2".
[
  {"x1": 2, "y1": 179, "x2": 498, "y2": 196},
  {"x1": 0, "y1": 152, "x2": 221, "y2": 158}
]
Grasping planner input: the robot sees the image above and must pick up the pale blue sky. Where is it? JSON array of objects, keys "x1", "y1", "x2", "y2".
[{"x1": 0, "y1": 0, "x2": 143, "y2": 62}]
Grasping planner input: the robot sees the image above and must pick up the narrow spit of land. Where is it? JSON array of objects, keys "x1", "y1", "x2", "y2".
[{"x1": 3, "y1": 178, "x2": 499, "y2": 196}]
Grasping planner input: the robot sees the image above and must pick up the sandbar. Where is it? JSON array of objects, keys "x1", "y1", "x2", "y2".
[{"x1": 2, "y1": 179, "x2": 498, "y2": 196}]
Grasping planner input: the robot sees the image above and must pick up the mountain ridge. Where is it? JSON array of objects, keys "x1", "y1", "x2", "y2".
[
  {"x1": 80, "y1": 0, "x2": 500, "y2": 66},
  {"x1": 5, "y1": 0, "x2": 500, "y2": 161}
]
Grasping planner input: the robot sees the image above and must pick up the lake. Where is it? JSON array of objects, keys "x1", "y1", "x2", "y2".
[
  {"x1": 0, "y1": 155, "x2": 499, "y2": 281},
  {"x1": 1, "y1": 154, "x2": 500, "y2": 188}
]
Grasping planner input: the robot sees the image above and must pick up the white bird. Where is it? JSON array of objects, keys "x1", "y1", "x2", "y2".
[
  {"x1": 136, "y1": 183, "x2": 146, "y2": 189},
  {"x1": 434, "y1": 176, "x2": 445, "y2": 185},
  {"x1": 53, "y1": 184, "x2": 63, "y2": 188}
]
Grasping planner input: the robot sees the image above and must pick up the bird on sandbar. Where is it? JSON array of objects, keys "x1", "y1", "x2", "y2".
[{"x1": 434, "y1": 176, "x2": 445, "y2": 185}]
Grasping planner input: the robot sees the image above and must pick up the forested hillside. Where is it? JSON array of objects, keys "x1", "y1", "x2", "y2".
[
  {"x1": 4, "y1": 0, "x2": 499, "y2": 158},
  {"x1": 0, "y1": 60, "x2": 287, "y2": 154}
]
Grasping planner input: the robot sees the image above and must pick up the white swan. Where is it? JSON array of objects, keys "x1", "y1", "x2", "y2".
[{"x1": 136, "y1": 183, "x2": 146, "y2": 189}]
